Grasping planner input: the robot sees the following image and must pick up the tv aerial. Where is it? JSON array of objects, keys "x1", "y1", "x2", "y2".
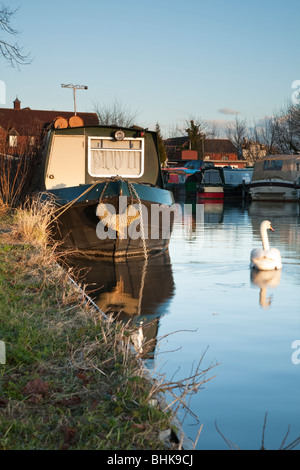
[{"x1": 61, "y1": 83, "x2": 88, "y2": 115}]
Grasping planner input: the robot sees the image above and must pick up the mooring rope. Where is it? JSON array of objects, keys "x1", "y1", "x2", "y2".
[{"x1": 51, "y1": 181, "x2": 100, "y2": 223}]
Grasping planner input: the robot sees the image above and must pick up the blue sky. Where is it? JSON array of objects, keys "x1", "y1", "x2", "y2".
[{"x1": 1, "y1": 0, "x2": 300, "y2": 136}]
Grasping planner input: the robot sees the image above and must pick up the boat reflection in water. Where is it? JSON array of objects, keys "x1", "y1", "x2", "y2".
[{"x1": 66, "y1": 252, "x2": 175, "y2": 360}]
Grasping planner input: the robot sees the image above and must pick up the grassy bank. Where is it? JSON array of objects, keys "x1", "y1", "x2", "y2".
[{"x1": 0, "y1": 203, "x2": 176, "y2": 450}]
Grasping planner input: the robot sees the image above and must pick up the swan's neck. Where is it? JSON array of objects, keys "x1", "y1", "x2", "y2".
[{"x1": 261, "y1": 227, "x2": 270, "y2": 251}]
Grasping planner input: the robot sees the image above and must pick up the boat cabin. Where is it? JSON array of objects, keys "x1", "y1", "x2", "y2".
[
  {"x1": 249, "y1": 154, "x2": 300, "y2": 201},
  {"x1": 39, "y1": 126, "x2": 164, "y2": 191},
  {"x1": 197, "y1": 166, "x2": 253, "y2": 199},
  {"x1": 251, "y1": 155, "x2": 300, "y2": 184}
]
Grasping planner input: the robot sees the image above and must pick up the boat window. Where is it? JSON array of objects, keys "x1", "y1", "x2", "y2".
[
  {"x1": 263, "y1": 160, "x2": 283, "y2": 171},
  {"x1": 88, "y1": 137, "x2": 144, "y2": 177},
  {"x1": 203, "y1": 170, "x2": 222, "y2": 184}
]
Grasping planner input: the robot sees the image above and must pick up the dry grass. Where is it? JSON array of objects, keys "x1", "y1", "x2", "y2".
[{"x1": 10, "y1": 194, "x2": 57, "y2": 249}]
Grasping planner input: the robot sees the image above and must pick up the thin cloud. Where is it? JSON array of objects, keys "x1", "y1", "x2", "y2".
[{"x1": 218, "y1": 108, "x2": 240, "y2": 115}]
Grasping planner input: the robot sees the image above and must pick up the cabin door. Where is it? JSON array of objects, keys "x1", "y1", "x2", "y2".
[{"x1": 46, "y1": 135, "x2": 85, "y2": 189}]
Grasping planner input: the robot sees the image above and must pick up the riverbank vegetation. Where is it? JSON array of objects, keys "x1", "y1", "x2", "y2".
[{"x1": 0, "y1": 203, "x2": 178, "y2": 450}]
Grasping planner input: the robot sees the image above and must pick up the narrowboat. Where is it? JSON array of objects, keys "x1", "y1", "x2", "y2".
[
  {"x1": 162, "y1": 160, "x2": 214, "y2": 194},
  {"x1": 36, "y1": 124, "x2": 175, "y2": 257},
  {"x1": 197, "y1": 166, "x2": 253, "y2": 199},
  {"x1": 249, "y1": 155, "x2": 300, "y2": 201}
]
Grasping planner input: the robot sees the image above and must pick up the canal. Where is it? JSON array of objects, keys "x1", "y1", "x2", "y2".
[{"x1": 66, "y1": 198, "x2": 300, "y2": 450}]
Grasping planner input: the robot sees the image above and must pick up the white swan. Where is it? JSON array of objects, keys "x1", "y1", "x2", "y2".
[{"x1": 250, "y1": 220, "x2": 282, "y2": 271}]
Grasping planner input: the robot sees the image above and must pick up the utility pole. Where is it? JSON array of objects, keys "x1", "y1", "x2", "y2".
[{"x1": 61, "y1": 83, "x2": 88, "y2": 115}]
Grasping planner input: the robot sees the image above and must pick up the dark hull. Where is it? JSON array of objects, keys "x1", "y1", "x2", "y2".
[
  {"x1": 49, "y1": 181, "x2": 175, "y2": 258},
  {"x1": 223, "y1": 185, "x2": 251, "y2": 199}
]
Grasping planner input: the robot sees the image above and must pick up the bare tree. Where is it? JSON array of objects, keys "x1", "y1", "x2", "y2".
[
  {"x1": 267, "y1": 101, "x2": 300, "y2": 154},
  {"x1": 237, "y1": 106, "x2": 300, "y2": 161},
  {"x1": 0, "y1": 5, "x2": 31, "y2": 67},
  {"x1": 240, "y1": 102, "x2": 300, "y2": 157},
  {"x1": 94, "y1": 99, "x2": 141, "y2": 128},
  {"x1": 225, "y1": 116, "x2": 248, "y2": 155},
  {"x1": 251, "y1": 117, "x2": 279, "y2": 155},
  {"x1": 167, "y1": 123, "x2": 186, "y2": 138},
  {"x1": 207, "y1": 120, "x2": 220, "y2": 139}
]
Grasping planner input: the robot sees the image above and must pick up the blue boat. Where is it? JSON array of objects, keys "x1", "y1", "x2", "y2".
[
  {"x1": 197, "y1": 166, "x2": 254, "y2": 199},
  {"x1": 36, "y1": 125, "x2": 175, "y2": 257}
]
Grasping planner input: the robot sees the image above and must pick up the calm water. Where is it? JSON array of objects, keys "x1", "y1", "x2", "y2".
[{"x1": 68, "y1": 198, "x2": 300, "y2": 450}]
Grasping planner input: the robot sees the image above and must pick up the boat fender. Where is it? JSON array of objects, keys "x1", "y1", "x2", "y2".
[{"x1": 96, "y1": 202, "x2": 140, "y2": 238}]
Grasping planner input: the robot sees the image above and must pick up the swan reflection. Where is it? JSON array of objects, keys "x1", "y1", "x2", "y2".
[
  {"x1": 251, "y1": 269, "x2": 281, "y2": 309},
  {"x1": 66, "y1": 253, "x2": 175, "y2": 358}
]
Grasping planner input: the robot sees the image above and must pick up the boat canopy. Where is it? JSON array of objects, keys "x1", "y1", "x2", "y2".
[
  {"x1": 252, "y1": 155, "x2": 300, "y2": 182},
  {"x1": 201, "y1": 167, "x2": 253, "y2": 185},
  {"x1": 222, "y1": 168, "x2": 253, "y2": 185}
]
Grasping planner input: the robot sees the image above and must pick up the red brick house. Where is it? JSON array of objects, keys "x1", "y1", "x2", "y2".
[
  {"x1": 164, "y1": 136, "x2": 249, "y2": 168},
  {"x1": 203, "y1": 139, "x2": 239, "y2": 164},
  {"x1": 0, "y1": 97, "x2": 99, "y2": 155}
]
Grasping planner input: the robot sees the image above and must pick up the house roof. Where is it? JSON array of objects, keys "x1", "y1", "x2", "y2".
[
  {"x1": 0, "y1": 106, "x2": 99, "y2": 136},
  {"x1": 204, "y1": 139, "x2": 238, "y2": 154},
  {"x1": 164, "y1": 136, "x2": 238, "y2": 155},
  {"x1": 164, "y1": 136, "x2": 189, "y2": 148}
]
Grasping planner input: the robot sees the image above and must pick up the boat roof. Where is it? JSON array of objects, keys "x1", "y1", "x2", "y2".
[
  {"x1": 252, "y1": 154, "x2": 300, "y2": 181},
  {"x1": 258, "y1": 154, "x2": 300, "y2": 161}
]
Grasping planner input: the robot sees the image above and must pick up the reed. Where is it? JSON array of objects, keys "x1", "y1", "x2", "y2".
[
  {"x1": 11, "y1": 194, "x2": 57, "y2": 249},
  {"x1": 0, "y1": 140, "x2": 41, "y2": 209}
]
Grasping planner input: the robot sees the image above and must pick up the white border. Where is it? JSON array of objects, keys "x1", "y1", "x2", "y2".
[{"x1": 88, "y1": 136, "x2": 144, "y2": 178}]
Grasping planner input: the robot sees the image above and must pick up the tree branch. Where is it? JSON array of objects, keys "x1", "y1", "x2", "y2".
[{"x1": 0, "y1": 4, "x2": 31, "y2": 67}]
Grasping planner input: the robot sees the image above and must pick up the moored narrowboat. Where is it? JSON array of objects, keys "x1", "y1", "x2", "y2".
[
  {"x1": 35, "y1": 125, "x2": 175, "y2": 257},
  {"x1": 197, "y1": 166, "x2": 253, "y2": 199}
]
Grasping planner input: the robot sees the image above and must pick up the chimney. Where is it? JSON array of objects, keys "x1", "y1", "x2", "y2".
[{"x1": 13, "y1": 97, "x2": 21, "y2": 110}]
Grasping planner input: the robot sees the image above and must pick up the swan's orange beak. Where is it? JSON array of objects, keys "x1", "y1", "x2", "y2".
[{"x1": 270, "y1": 225, "x2": 274, "y2": 232}]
